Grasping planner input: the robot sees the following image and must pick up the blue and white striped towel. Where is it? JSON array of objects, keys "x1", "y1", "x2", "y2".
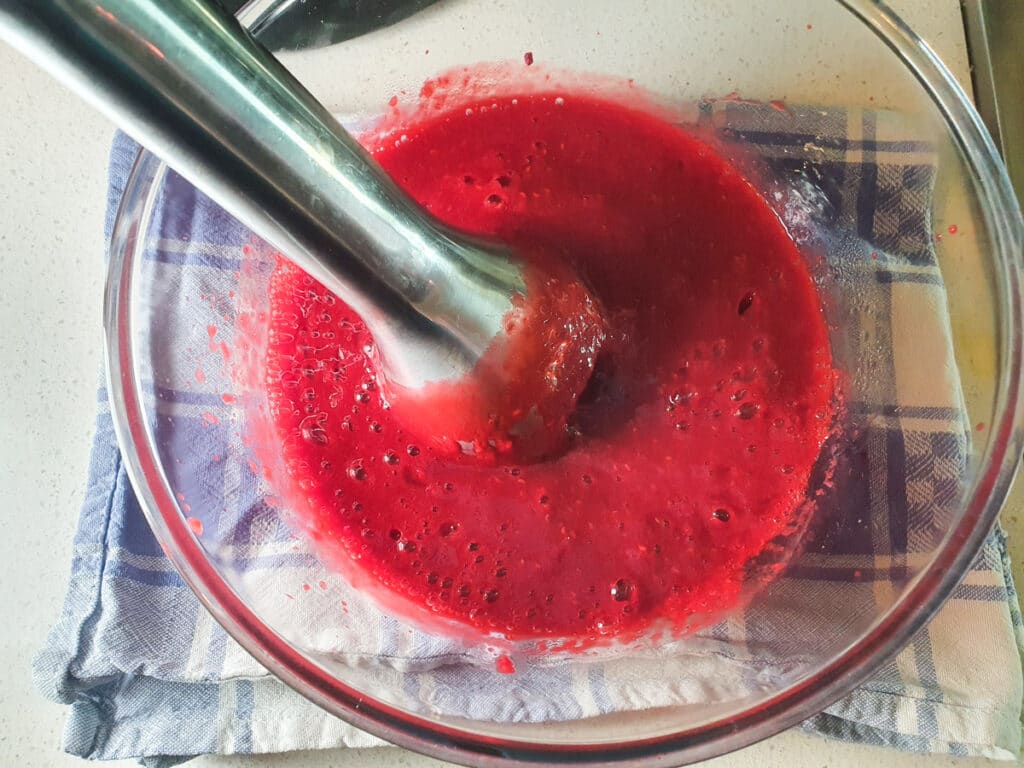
[{"x1": 35, "y1": 102, "x2": 1024, "y2": 766}]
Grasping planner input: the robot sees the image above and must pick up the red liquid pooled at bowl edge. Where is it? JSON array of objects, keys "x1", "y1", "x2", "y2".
[{"x1": 259, "y1": 92, "x2": 835, "y2": 644}]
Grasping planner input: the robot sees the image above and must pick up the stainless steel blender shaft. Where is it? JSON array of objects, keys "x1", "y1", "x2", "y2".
[{"x1": 0, "y1": 0, "x2": 527, "y2": 388}]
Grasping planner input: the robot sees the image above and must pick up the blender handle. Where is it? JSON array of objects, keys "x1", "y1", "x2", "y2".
[{"x1": 0, "y1": 0, "x2": 526, "y2": 387}]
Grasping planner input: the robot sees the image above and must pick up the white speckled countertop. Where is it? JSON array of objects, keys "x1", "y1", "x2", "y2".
[{"x1": 0, "y1": 2, "x2": 1019, "y2": 766}]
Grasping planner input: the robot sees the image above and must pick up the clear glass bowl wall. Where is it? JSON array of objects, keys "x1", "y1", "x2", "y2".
[{"x1": 104, "y1": 0, "x2": 1023, "y2": 765}]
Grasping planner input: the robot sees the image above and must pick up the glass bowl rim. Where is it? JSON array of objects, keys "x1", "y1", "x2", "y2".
[{"x1": 103, "y1": 1, "x2": 1024, "y2": 764}]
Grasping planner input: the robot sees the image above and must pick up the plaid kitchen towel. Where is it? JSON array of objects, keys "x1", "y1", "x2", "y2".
[{"x1": 35, "y1": 102, "x2": 1024, "y2": 766}]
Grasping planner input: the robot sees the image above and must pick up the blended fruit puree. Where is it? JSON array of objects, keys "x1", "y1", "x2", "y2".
[{"x1": 260, "y1": 92, "x2": 834, "y2": 643}]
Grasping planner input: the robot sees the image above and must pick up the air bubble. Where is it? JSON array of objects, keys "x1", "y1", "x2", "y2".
[
  {"x1": 670, "y1": 390, "x2": 697, "y2": 407},
  {"x1": 610, "y1": 578, "x2": 635, "y2": 602},
  {"x1": 404, "y1": 467, "x2": 427, "y2": 486},
  {"x1": 299, "y1": 416, "x2": 329, "y2": 446},
  {"x1": 736, "y1": 403, "x2": 759, "y2": 420},
  {"x1": 738, "y1": 292, "x2": 755, "y2": 315}
]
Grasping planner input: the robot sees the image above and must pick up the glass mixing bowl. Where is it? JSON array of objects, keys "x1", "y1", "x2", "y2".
[{"x1": 105, "y1": 0, "x2": 1024, "y2": 764}]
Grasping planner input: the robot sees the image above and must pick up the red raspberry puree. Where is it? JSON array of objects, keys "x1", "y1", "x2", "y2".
[{"x1": 260, "y1": 92, "x2": 835, "y2": 645}]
